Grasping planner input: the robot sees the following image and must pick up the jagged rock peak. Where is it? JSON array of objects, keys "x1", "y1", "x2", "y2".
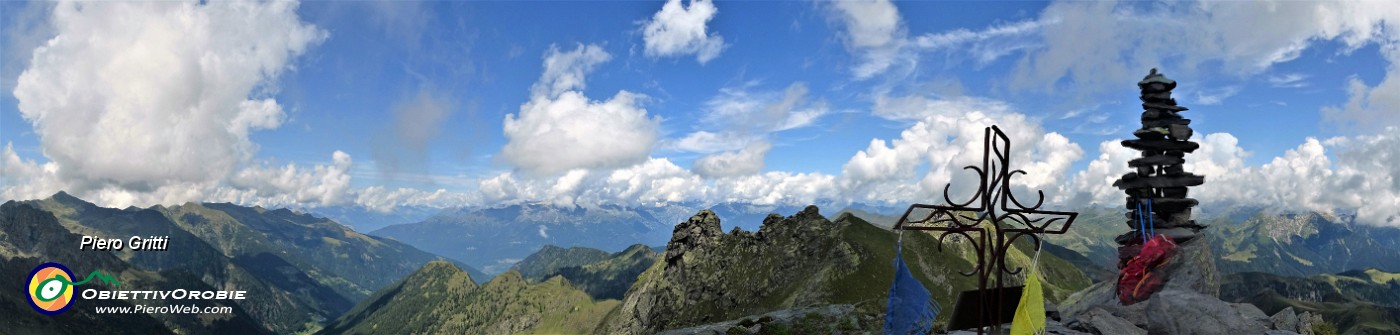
[
  {"x1": 673, "y1": 209, "x2": 724, "y2": 238},
  {"x1": 666, "y1": 210, "x2": 725, "y2": 263}
]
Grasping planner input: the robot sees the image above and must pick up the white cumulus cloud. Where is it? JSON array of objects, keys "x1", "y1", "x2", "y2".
[
  {"x1": 534, "y1": 44, "x2": 611, "y2": 97},
  {"x1": 354, "y1": 186, "x2": 466, "y2": 213},
  {"x1": 502, "y1": 44, "x2": 661, "y2": 176},
  {"x1": 598, "y1": 158, "x2": 707, "y2": 205},
  {"x1": 1058, "y1": 139, "x2": 1138, "y2": 208},
  {"x1": 714, "y1": 172, "x2": 838, "y2": 206},
  {"x1": 474, "y1": 158, "x2": 705, "y2": 207},
  {"x1": 225, "y1": 151, "x2": 355, "y2": 207},
  {"x1": 5, "y1": 0, "x2": 334, "y2": 208},
  {"x1": 641, "y1": 0, "x2": 725, "y2": 63},
  {"x1": 0, "y1": 143, "x2": 65, "y2": 201},
  {"x1": 1203, "y1": 132, "x2": 1400, "y2": 226}
]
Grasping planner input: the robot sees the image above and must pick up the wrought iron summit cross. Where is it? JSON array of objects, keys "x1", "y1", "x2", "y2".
[{"x1": 894, "y1": 125, "x2": 1078, "y2": 334}]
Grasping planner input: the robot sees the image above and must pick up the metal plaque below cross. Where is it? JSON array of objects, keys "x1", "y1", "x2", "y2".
[{"x1": 946, "y1": 286, "x2": 1024, "y2": 331}]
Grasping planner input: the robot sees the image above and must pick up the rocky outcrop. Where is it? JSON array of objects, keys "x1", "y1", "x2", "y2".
[
  {"x1": 1060, "y1": 240, "x2": 1292, "y2": 334},
  {"x1": 1297, "y1": 310, "x2": 1325, "y2": 335},
  {"x1": 1058, "y1": 280, "x2": 1316, "y2": 335},
  {"x1": 1062, "y1": 233, "x2": 1222, "y2": 315},
  {"x1": 597, "y1": 206, "x2": 864, "y2": 334}
]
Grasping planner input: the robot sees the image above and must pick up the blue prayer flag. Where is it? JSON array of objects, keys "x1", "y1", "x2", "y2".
[{"x1": 885, "y1": 246, "x2": 940, "y2": 335}]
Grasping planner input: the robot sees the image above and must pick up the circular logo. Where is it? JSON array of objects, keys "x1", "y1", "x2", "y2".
[{"x1": 28, "y1": 262, "x2": 76, "y2": 315}]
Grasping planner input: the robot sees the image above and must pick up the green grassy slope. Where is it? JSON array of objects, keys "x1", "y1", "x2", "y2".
[
  {"x1": 546, "y1": 244, "x2": 659, "y2": 300},
  {"x1": 321, "y1": 261, "x2": 617, "y2": 335},
  {"x1": 512, "y1": 245, "x2": 612, "y2": 281}
]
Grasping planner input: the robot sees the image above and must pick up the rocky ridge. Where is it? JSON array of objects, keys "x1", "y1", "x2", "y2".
[{"x1": 596, "y1": 206, "x2": 1091, "y2": 334}]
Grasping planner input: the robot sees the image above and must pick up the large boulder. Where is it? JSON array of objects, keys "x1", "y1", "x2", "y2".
[
  {"x1": 1069, "y1": 308, "x2": 1146, "y2": 335},
  {"x1": 1159, "y1": 233, "x2": 1220, "y2": 297},
  {"x1": 1061, "y1": 232, "x2": 1220, "y2": 323},
  {"x1": 1141, "y1": 288, "x2": 1270, "y2": 334},
  {"x1": 1061, "y1": 286, "x2": 1275, "y2": 334},
  {"x1": 1271, "y1": 307, "x2": 1299, "y2": 333},
  {"x1": 1059, "y1": 280, "x2": 1122, "y2": 322}
]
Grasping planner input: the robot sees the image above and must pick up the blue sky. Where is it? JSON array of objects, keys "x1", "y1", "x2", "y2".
[{"x1": 2, "y1": 0, "x2": 1399, "y2": 225}]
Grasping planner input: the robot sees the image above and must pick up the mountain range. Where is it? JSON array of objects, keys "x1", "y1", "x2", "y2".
[
  {"x1": 8, "y1": 190, "x2": 1400, "y2": 334},
  {"x1": 0, "y1": 201, "x2": 267, "y2": 334},
  {"x1": 0, "y1": 192, "x2": 480, "y2": 334},
  {"x1": 1208, "y1": 210, "x2": 1400, "y2": 276},
  {"x1": 330, "y1": 206, "x2": 1093, "y2": 334},
  {"x1": 1221, "y1": 268, "x2": 1400, "y2": 334},
  {"x1": 319, "y1": 240, "x2": 666, "y2": 334},
  {"x1": 977, "y1": 205, "x2": 1400, "y2": 279}
]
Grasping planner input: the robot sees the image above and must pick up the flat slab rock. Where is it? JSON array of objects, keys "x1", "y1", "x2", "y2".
[
  {"x1": 943, "y1": 320, "x2": 1092, "y2": 335},
  {"x1": 1121, "y1": 138, "x2": 1200, "y2": 152},
  {"x1": 1058, "y1": 285, "x2": 1287, "y2": 335},
  {"x1": 655, "y1": 304, "x2": 857, "y2": 335},
  {"x1": 1069, "y1": 308, "x2": 1146, "y2": 335}
]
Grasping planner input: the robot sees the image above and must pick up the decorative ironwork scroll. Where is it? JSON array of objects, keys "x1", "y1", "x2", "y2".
[{"x1": 894, "y1": 125, "x2": 1078, "y2": 334}]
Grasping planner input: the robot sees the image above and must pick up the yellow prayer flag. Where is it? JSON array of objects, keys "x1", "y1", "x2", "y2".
[{"x1": 1010, "y1": 266, "x2": 1046, "y2": 335}]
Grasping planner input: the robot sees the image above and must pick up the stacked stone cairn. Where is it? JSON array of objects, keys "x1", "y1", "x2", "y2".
[{"x1": 1111, "y1": 68, "x2": 1206, "y2": 267}]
